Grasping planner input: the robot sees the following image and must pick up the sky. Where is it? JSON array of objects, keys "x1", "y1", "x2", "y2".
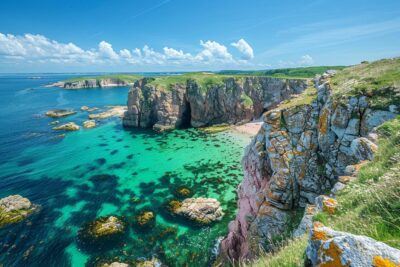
[{"x1": 0, "y1": 0, "x2": 399, "y2": 73}]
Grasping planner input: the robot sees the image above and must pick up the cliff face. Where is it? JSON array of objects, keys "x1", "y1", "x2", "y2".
[
  {"x1": 220, "y1": 71, "x2": 398, "y2": 260},
  {"x1": 57, "y1": 78, "x2": 130, "y2": 89},
  {"x1": 122, "y1": 77, "x2": 308, "y2": 130}
]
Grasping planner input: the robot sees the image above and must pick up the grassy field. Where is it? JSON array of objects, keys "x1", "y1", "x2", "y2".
[
  {"x1": 220, "y1": 66, "x2": 346, "y2": 79},
  {"x1": 331, "y1": 58, "x2": 400, "y2": 109}
]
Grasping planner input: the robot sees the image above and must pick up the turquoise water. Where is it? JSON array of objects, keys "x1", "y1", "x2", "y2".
[{"x1": 0, "y1": 74, "x2": 250, "y2": 266}]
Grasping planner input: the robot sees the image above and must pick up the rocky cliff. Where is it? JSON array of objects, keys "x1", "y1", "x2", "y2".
[
  {"x1": 122, "y1": 76, "x2": 308, "y2": 130},
  {"x1": 51, "y1": 78, "x2": 131, "y2": 89},
  {"x1": 220, "y1": 62, "x2": 399, "y2": 261}
]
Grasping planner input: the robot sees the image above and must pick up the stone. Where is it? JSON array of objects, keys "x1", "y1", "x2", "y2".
[
  {"x1": 52, "y1": 122, "x2": 80, "y2": 131},
  {"x1": 101, "y1": 262, "x2": 129, "y2": 267},
  {"x1": 172, "y1": 198, "x2": 224, "y2": 225},
  {"x1": 306, "y1": 224, "x2": 400, "y2": 267},
  {"x1": 344, "y1": 160, "x2": 370, "y2": 176},
  {"x1": 351, "y1": 137, "x2": 378, "y2": 161},
  {"x1": 80, "y1": 106, "x2": 89, "y2": 111},
  {"x1": 331, "y1": 182, "x2": 346, "y2": 195},
  {"x1": 136, "y1": 258, "x2": 162, "y2": 267},
  {"x1": 89, "y1": 106, "x2": 127, "y2": 119},
  {"x1": 338, "y1": 176, "x2": 354, "y2": 184},
  {"x1": 83, "y1": 120, "x2": 96, "y2": 129},
  {"x1": 50, "y1": 120, "x2": 60, "y2": 125},
  {"x1": 0, "y1": 195, "x2": 36, "y2": 227},
  {"x1": 293, "y1": 204, "x2": 317, "y2": 238},
  {"x1": 315, "y1": 196, "x2": 338, "y2": 215},
  {"x1": 45, "y1": 109, "x2": 76, "y2": 118},
  {"x1": 88, "y1": 216, "x2": 125, "y2": 237},
  {"x1": 174, "y1": 186, "x2": 192, "y2": 198},
  {"x1": 389, "y1": 104, "x2": 398, "y2": 113},
  {"x1": 135, "y1": 211, "x2": 155, "y2": 227}
]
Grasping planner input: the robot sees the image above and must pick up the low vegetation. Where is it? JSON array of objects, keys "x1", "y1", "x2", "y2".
[
  {"x1": 277, "y1": 81, "x2": 317, "y2": 109},
  {"x1": 199, "y1": 123, "x2": 231, "y2": 134},
  {"x1": 220, "y1": 66, "x2": 346, "y2": 79},
  {"x1": 331, "y1": 58, "x2": 400, "y2": 109}
]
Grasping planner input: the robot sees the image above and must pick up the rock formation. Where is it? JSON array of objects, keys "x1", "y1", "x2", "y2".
[
  {"x1": 49, "y1": 78, "x2": 131, "y2": 89},
  {"x1": 52, "y1": 122, "x2": 80, "y2": 131},
  {"x1": 0, "y1": 195, "x2": 36, "y2": 228},
  {"x1": 305, "y1": 223, "x2": 400, "y2": 267},
  {"x1": 220, "y1": 71, "x2": 398, "y2": 261},
  {"x1": 87, "y1": 216, "x2": 125, "y2": 238},
  {"x1": 169, "y1": 198, "x2": 224, "y2": 225},
  {"x1": 123, "y1": 77, "x2": 308, "y2": 130},
  {"x1": 45, "y1": 109, "x2": 76, "y2": 118},
  {"x1": 83, "y1": 120, "x2": 96, "y2": 129}
]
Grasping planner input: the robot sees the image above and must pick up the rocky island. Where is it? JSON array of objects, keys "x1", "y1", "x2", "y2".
[{"x1": 47, "y1": 74, "x2": 142, "y2": 89}]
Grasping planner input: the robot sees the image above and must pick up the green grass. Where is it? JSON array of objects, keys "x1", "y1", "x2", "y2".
[
  {"x1": 358, "y1": 116, "x2": 400, "y2": 182},
  {"x1": 246, "y1": 235, "x2": 308, "y2": 267},
  {"x1": 331, "y1": 57, "x2": 400, "y2": 109},
  {"x1": 63, "y1": 74, "x2": 143, "y2": 83},
  {"x1": 220, "y1": 66, "x2": 346, "y2": 79},
  {"x1": 240, "y1": 94, "x2": 253, "y2": 108},
  {"x1": 276, "y1": 82, "x2": 317, "y2": 109}
]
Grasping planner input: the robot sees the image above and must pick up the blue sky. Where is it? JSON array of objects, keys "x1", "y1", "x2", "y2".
[{"x1": 0, "y1": 0, "x2": 399, "y2": 72}]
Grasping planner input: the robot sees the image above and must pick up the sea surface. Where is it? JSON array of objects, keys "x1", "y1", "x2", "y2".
[{"x1": 0, "y1": 74, "x2": 250, "y2": 266}]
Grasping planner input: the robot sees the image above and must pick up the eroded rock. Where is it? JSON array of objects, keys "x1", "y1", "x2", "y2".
[
  {"x1": 306, "y1": 224, "x2": 400, "y2": 267},
  {"x1": 87, "y1": 216, "x2": 125, "y2": 237},
  {"x1": 52, "y1": 122, "x2": 80, "y2": 131},
  {"x1": 45, "y1": 109, "x2": 76, "y2": 118},
  {"x1": 171, "y1": 198, "x2": 224, "y2": 225},
  {"x1": 83, "y1": 120, "x2": 96, "y2": 129},
  {"x1": 0, "y1": 195, "x2": 36, "y2": 227}
]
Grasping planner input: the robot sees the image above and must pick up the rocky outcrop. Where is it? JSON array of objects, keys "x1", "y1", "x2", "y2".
[
  {"x1": 50, "y1": 78, "x2": 131, "y2": 89},
  {"x1": 123, "y1": 77, "x2": 308, "y2": 130},
  {"x1": 0, "y1": 195, "x2": 36, "y2": 228},
  {"x1": 52, "y1": 122, "x2": 80, "y2": 131},
  {"x1": 83, "y1": 120, "x2": 96, "y2": 129},
  {"x1": 169, "y1": 198, "x2": 224, "y2": 225},
  {"x1": 220, "y1": 71, "x2": 398, "y2": 261},
  {"x1": 87, "y1": 216, "x2": 125, "y2": 238},
  {"x1": 89, "y1": 106, "x2": 127, "y2": 120},
  {"x1": 45, "y1": 109, "x2": 76, "y2": 118},
  {"x1": 305, "y1": 223, "x2": 400, "y2": 267}
]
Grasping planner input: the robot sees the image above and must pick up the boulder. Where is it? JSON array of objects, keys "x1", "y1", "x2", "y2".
[
  {"x1": 52, "y1": 122, "x2": 80, "y2": 131},
  {"x1": 306, "y1": 224, "x2": 400, "y2": 267},
  {"x1": 88, "y1": 216, "x2": 125, "y2": 237},
  {"x1": 136, "y1": 258, "x2": 162, "y2": 267},
  {"x1": 101, "y1": 262, "x2": 129, "y2": 267},
  {"x1": 45, "y1": 109, "x2": 76, "y2": 118},
  {"x1": 171, "y1": 198, "x2": 224, "y2": 225},
  {"x1": 351, "y1": 137, "x2": 378, "y2": 161},
  {"x1": 83, "y1": 120, "x2": 96, "y2": 129},
  {"x1": 0, "y1": 195, "x2": 36, "y2": 227},
  {"x1": 80, "y1": 106, "x2": 89, "y2": 111},
  {"x1": 134, "y1": 211, "x2": 155, "y2": 228},
  {"x1": 315, "y1": 196, "x2": 338, "y2": 215},
  {"x1": 50, "y1": 120, "x2": 60, "y2": 125}
]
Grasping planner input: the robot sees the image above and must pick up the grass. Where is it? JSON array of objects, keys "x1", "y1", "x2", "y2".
[
  {"x1": 276, "y1": 81, "x2": 317, "y2": 110},
  {"x1": 240, "y1": 94, "x2": 253, "y2": 108},
  {"x1": 331, "y1": 57, "x2": 400, "y2": 109},
  {"x1": 246, "y1": 235, "x2": 308, "y2": 267},
  {"x1": 63, "y1": 74, "x2": 143, "y2": 83},
  {"x1": 220, "y1": 66, "x2": 346, "y2": 79}
]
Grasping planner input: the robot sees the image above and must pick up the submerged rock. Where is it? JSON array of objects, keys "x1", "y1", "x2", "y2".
[
  {"x1": 87, "y1": 216, "x2": 125, "y2": 237},
  {"x1": 134, "y1": 211, "x2": 155, "y2": 228},
  {"x1": 52, "y1": 122, "x2": 80, "y2": 131},
  {"x1": 50, "y1": 120, "x2": 60, "y2": 125},
  {"x1": 89, "y1": 106, "x2": 127, "y2": 119},
  {"x1": 45, "y1": 109, "x2": 76, "y2": 118},
  {"x1": 0, "y1": 195, "x2": 36, "y2": 227},
  {"x1": 100, "y1": 262, "x2": 129, "y2": 267},
  {"x1": 174, "y1": 186, "x2": 192, "y2": 198},
  {"x1": 83, "y1": 120, "x2": 96, "y2": 129},
  {"x1": 81, "y1": 106, "x2": 90, "y2": 111},
  {"x1": 136, "y1": 257, "x2": 162, "y2": 267},
  {"x1": 306, "y1": 223, "x2": 400, "y2": 266},
  {"x1": 171, "y1": 198, "x2": 224, "y2": 225}
]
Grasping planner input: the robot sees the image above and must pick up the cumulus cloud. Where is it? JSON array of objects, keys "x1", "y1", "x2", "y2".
[
  {"x1": 231, "y1": 39, "x2": 254, "y2": 60},
  {"x1": 299, "y1": 54, "x2": 314, "y2": 65},
  {"x1": 0, "y1": 32, "x2": 257, "y2": 68}
]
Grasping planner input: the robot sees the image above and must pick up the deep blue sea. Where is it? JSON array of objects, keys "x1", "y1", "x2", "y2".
[{"x1": 0, "y1": 74, "x2": 249, "y2": 267}]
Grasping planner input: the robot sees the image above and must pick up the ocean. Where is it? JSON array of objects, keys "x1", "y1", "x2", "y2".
[{"x1": 0, "y1": 74, "x2": 250, "y2": 266}]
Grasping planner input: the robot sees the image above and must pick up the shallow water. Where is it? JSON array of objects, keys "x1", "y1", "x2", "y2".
[{"x1": 0, "y1": 74, "x2": 250, "y2": 266}]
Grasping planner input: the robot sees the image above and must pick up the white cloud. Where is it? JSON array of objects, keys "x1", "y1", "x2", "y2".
[
  {"x1": 98, "y1": 41, "x2": 119, "y2": 60},
  {"x1": 196, "y1": 40, "x2": 233, "y2": 62},
  {"x1": 0, "y1": 32, "x2": 259, "y2": 69},
  {"x1": 299, "y1": 54, "x2": 314, "y2": 65},
  {"x1": 231, "y1": 39, "x2": 254, "y2": 60}
]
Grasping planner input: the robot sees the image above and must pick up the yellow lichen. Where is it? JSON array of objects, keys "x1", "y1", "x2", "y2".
[
  {"x1": 319, "y1": 242, "x2": 348, "y2": 267},
  {"x1": 373, "y1": 256, "x2": 400, "y2": 267},
  {"x1": 338, "y1": 176, "x2": 353, "y2": 184},
  {"x1": 319, "y1": 108, "x2": 329, "y2": 135},
  {"x1": 322, "y1": 197, "x2": 338, "y2": 215}
]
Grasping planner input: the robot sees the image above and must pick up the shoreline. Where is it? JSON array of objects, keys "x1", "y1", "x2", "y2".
[{"x1": 230, "y1": 120, "x2": 262, "y2": 137}]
